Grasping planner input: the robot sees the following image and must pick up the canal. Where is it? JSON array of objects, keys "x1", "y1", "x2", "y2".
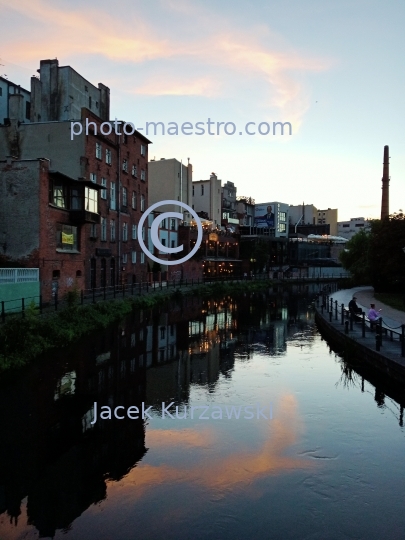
[{"x1": 0, "y1": 284, "x2": 404, "y2": 539}]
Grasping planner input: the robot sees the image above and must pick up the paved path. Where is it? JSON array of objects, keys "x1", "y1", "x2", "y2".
[{"x1": 331, "y1": 286, "x2": 405, "y2": 330}]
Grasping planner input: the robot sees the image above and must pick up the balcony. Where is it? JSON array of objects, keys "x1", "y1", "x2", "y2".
[{"x1": 70, "y1": 209, "x2": 100, "y2": 224}]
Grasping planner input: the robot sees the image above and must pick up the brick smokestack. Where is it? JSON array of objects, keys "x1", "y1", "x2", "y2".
[{"x1": 380, "y1": 145, "x2": 390, "y2": 220}]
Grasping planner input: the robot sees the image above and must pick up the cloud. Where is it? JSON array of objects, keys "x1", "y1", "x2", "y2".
[
  {"x1": 106, "y1": 393, "x2": 314, "y2": 503},
  {"x1": 0, "y1": 0, "x2": 331, "y2": 128}
]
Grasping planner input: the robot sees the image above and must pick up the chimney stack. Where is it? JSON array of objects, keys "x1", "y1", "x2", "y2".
[{"x1": 380, "y1": 145, "x2": 390, "y2": 220}]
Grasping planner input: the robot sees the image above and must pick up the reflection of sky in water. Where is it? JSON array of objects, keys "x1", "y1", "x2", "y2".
[
  {"x1": 1, "y1": 300, "x2": 405, "y2": 540},
  {"x1": 62, "y1": 339, "x2": 405, "y2": 538}
]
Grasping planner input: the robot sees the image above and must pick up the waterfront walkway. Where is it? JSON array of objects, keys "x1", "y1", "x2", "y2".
[
  {"x1": 315, "y1": 287, "x2": 405, "y2": 380},
  {"x1": 332, "y1": 286, "x2": 405, "y2": 329}
]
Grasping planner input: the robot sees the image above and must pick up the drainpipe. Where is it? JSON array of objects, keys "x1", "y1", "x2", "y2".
[
  {"x1": 117, "y1": 130, "x2": 121, "y2": 285},
  {"x1": 180, "y1": 159, "x2": 183, "y2": 215}
]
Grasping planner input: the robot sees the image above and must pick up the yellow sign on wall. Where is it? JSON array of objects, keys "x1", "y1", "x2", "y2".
[{"x1": 62, "y1": 232, "x2": 74, "y2": 245}]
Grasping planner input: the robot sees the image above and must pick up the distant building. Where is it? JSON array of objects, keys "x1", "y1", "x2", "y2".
[
  {"x1": 222, "y1": 180, "x2": 239, "y2": 228},
  {"x1": 0, "y1": 76, "x2": 31, "y2": 124},
  {"x1": 192, "y1": 173, "x2": 222, "y2": 227},
  {"x1": 337, "y1": 217, "x2": 370, "y2": 240},
  {"x1": 148, "y1": 157, "x2": 193, "y2": 224},
  {"x1": 236, "y1": 196, "x2": 255, "y2": 227},
  {"x1": 316, "y1": 208, "x2": 338, "y2": 236},
  {"x1": 30, "y1": 58, "x2": 110, "y2": 122},
  {"x1": 254, "y1": 202, "x2": 289, "y2": 238},
  {"x1": 289, "y1": 204, "x2": 317, "y2": 230}
]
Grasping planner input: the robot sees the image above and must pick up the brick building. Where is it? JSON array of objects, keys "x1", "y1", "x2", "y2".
[{"x1": 0, "y1": 108, "x2": 151, "y2": 301}]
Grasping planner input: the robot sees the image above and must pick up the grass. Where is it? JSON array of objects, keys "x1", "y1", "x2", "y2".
[{"x1": 374, "y1": 293, "x2": 405, "y2": 313}]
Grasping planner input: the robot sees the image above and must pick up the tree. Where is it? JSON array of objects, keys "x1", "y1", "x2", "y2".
[
  {"x1": 339, "y1": 228, "x2": 371, "y2": 284},
  {"x1": 369, "y1": 213, "x2": 405, "y2": 292},
  {"x1": 340, "y1": 212, "x2": 405, "y2": 292}
]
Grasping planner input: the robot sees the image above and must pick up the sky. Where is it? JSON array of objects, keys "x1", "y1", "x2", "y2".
[{"x1": 1, "y1": 0, "x2": 404, "y2": 221}]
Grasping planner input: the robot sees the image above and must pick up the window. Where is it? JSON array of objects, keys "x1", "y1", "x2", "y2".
[
  {"x1": 132, "y1": 191, "x2": 137, "y2": 209},
  {"x1": 140, "y1": 194, "x2": 145, "y2": 211},
  {"x1": 132, "y1": 224, "x2": 137, "y2": 239},
  {"x1": 132, "y1": 251, "x2": 136, "y2": 263},
  {"x1": 141, "y1": 144, "x2": 146, "y2": 156},
  {"x1": 141, "y1": 252, "x2": 145, "y2": 263},
  {"x1": 192, "y1": 185, "x2": 195, "y2": 196},
  {"x1": 161, "y1": 238, "x2": 166, "y2": 247},
  {"x1": 57, "y1": 224, "x2": 78, "y2": 251},
  {"x1": 279, "y1": 223, "x2": 286, "y2": 232},
  {"x1": 132, "y1": 164, "x2": 137, "y2": 177},
  {"x1": 171, "y1": 240, "x2": 175, "y2": 248},
  {"x1": 110, "y1": 219, "x2": 116, "y2": 241},
  {"x1": 90, "y1": 172, "x2": 97, "y2": 183},
  {"x1": 96, "y1": 101, "x2": 99, "y2": 109},
  {"x1": 201, "y1": 185, "x2": 204, "y2": 196},
  {"x1": 110, "y1": 182, "x2": 116, "y2": 210},
  {"x1": 122, "y1": 253, "x2": 128, "y2": 264},
  {"x1": 53, "y1": 270, "x2": 60, "y2": 279},
  {"x1": 25, "y1": 101, "x2": 30, "y2": 120},
  {"x1": 122, "y1": 187, "x2": 128, "y2": 207},
  {"x1": 160, "y1": 327, "x2": 166, "y2": 339},
  {"x1": 101, "y1": 217, "x2": 107, "y2": 241},
  {"x1": 89, "y1": 96, "x2": 92, "y2": 108},
  {"x1": 101, "y1": 178, "x2": 107, "y2": 199},
  {"x1": 51, "y1": 182, "x2": 67, "y2": 208},
  {"x1": 279, "y1": 212, "x2": 286, "y2": 222},
  {"x1": 96, "y1": 143, "x2": 102, "y2": 159},
  {"x1": 90, "y1": 223, "x2": 97, "y2": 238},
  {"x1": 170, "y1": 219, "x2": 176, "y2": 230},
  {"x1": 140, "y1": 169, "x2": 146, "y2": 181},
  {"x1": 122, "y1": 222, "x2": 128, "y2": 241},
  {"x1": 142, "y1": 226, "x2": 145, "y2": 240},
  {"x1": 70, "y1": 188, "x2": 81, "y2": 210},
  {"x1": 343, "y1": 224, "x2": 350, "y2": 228},
  {"x1": 85, "y1": 187, "x2": 98, "y2": 213},
  {"x1": 161, "y1": 219, "x2": 166, "y2": 229},
  {"x1": 106, "y1": 148, "x2": 112, "y2": 165},
  {"x1": 122, "y1": 159, "x2": 128, "y2": 173}
]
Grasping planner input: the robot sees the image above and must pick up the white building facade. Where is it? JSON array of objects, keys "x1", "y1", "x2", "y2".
[{"x1": 337, "y1": 217, "x2": 370, "y2": 240}]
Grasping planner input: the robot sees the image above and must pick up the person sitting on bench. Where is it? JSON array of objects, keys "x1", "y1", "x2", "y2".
[
  {"x1": 348, "y1": 296, "x2": 362, "y2": 319},
  {"x1": 368, "y1": 303, "x2": 382, "y2": 330}
]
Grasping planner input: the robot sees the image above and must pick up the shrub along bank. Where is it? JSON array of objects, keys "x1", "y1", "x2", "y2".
[{"x1": 0, "y1": 279, "x2": 273, "y2": 373}]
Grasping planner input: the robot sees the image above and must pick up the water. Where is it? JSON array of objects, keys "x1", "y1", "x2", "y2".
[{"x1": 0, "y1": 285, "x2": 404, "y2": 540}]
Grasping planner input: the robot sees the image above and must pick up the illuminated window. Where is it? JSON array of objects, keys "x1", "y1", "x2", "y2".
[{"x1": 85, "y1": 187, "x2": 98, "y2": 213}]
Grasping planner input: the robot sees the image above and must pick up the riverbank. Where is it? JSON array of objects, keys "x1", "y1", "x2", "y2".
[
  {"x1": 0, "y1": 278, "x2": 275, "y2": 373},
  {"x1": 314, "y1": 288, "x2": 405, "y2": 385}
]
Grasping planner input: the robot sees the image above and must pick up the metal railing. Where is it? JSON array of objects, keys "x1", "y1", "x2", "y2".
[
  {"x1": 0, "y1": 273, "x2": 347, "y2": 323},
  {"x1": 316, "y1": 294, "x2": 405, "y2": 357}
]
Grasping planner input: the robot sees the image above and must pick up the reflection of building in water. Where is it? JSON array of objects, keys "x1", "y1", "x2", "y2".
[
  {"x1": 235, "y1": 291, "x2": 288, "y2": 355},
  {"x1": 0, "y1": 290, "x2": 320, "y2": 538}
]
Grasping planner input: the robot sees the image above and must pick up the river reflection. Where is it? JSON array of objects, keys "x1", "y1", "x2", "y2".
[{"x1": 0, "y1": 283, "x2": 404, "y2": 540}]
